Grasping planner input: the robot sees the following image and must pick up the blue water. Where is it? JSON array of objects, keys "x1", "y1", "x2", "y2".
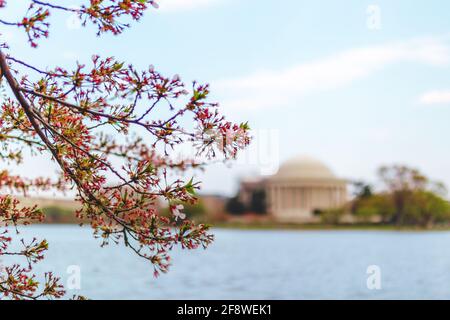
[{"x1": 2, "y1": 225, "x2": 450, "y2": 299}]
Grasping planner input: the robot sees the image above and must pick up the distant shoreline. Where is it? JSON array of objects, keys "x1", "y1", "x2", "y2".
[
  {"x1": 35, "y1": 220, "x2": 450, "y2": 232},
  {"x1": 211, "y1": 222, "x2": 450, "y2": 232}
]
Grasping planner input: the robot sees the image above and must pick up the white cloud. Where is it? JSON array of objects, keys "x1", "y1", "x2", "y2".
[
  {"x1": 215, "y1": 36, "x2": 450, "y2": 110},
  {"x1": 418, "y1": 89, "x2": 450, "y2": 105},
  {"x1": 156, "y1": 0, "x2": 221, "y2": 12}
]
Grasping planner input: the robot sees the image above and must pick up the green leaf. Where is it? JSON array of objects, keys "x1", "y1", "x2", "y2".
[
  {"x1": 143, "y1": 163, "x2": 154, "y2": 174},
  {"x1": 185, "y1": 177, "x2": 196, "y2": 195},
  {"x1": 240, "y1": 121, "x2": 250, "y2": 130}
]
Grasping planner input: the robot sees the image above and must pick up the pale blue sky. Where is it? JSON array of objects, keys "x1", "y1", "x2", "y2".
[{"x1": 2, "y1": 0, "x2": 450, "y2": 196}]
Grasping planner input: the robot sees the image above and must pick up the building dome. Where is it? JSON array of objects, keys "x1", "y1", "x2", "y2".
[{"x1": 271, "y1": 155, "x2": 336, "y2": 181}]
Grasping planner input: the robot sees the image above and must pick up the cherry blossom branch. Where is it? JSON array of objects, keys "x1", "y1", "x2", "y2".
[{"x1": 0, "y1": 0, "x2": 250, "y2": 299}]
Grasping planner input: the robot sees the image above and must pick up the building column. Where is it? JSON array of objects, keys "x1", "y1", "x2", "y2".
[
  {"x1": 275, "y1": 186, "x2": 280, "y2": 212},
  {"x1": 269, "y1": 186, "x2": 275, "y2": 214},
  {"x1": 328, "y1": 187, "x2": 333, "y2": 207}
]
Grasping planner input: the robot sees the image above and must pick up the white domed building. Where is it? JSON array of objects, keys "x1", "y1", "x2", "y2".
[
  {"x1": 238, "y1": 156, "x2": 347, "y2": 222},
  {"x1": 266, "y1": 156, "x2": 347, "y2": 222}
]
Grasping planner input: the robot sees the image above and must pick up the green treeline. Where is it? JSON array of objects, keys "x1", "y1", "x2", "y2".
[{"x1": 348, "y1": 165, "x2": 450, "y2": 227}]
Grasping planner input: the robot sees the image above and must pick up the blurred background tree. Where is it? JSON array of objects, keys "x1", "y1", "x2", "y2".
[
  {"x1": 225, "y1": 196, "x2": 246, "y2": 216},
  {"x1": 249, "y1": 189, "x2": 267, "y2": 215},
  {"x1": 349, "y1": 165, "x2": 450, "y2": 227}
]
